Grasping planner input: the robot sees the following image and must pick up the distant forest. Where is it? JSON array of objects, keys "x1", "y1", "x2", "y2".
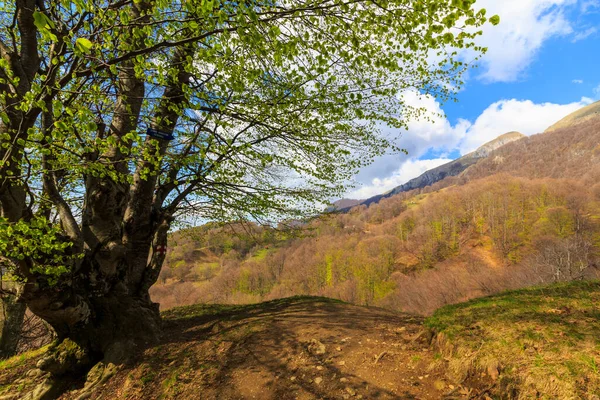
[{"x1": 151, "y1": 118, "x2": 600, "y2": 315}]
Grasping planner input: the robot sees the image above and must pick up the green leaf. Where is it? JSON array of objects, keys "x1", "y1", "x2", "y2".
[
  {"x1": 54, "y1": 121, "x2": 68, "y2": 130},
  {"x1": 75, "y1": 38, "x2": 94, "y2": 53},
  {"x1": 33, "y1": 11, "x2": 57, "y2": 41},
  {"x1": 33, "y1": 11, "x2": 55, "y2": 30},
  {"x1": 489, "y1": 15, "x2": 500, "y2": 26}
]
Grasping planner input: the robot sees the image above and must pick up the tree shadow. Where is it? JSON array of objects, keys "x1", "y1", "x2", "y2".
[{"x1": 144, "y1": 296, "x2": 427, "y2": 399}]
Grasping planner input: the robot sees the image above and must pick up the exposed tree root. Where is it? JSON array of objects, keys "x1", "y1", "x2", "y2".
[
  {"x1": 36, "y1": 339, "x2": 93, "y2": 377},
  {"x1": 20, "y1": 378, "x2": 69, "y2": 400},
  {"x1": 19, "y1": 339, "x2": 135, "y2": 400},
  {"x1": 73, "y1": 361, "x2": 119, "y2": 400}
]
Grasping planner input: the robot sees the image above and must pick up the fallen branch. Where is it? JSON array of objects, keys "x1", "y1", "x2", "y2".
[{"x1": 373, "y1": 351, "x2": 388, "y2": 364}]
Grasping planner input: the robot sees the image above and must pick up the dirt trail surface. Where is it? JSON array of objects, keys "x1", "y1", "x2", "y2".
[{"x1": 3, "y1": 298, "x2": 488, "y2": 399}]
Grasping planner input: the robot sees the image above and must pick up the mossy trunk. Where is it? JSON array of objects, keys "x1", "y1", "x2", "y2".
[
  {"x1": 26, "y1": 282, "x2": 161, "y2": 378},
  {"x1": 17, "y1": 235, "x2": 167, "y2": 400},
  {"x1": 20, "y1": 295, "x2": 159, "y2": 400}
]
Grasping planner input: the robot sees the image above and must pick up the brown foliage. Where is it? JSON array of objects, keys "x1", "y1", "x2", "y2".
[{"x1": 151, "y1": 120, "x2": 600, "y2": 315}]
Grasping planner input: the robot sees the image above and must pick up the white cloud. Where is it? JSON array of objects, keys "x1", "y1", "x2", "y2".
[
  {"x1": 457, "y1": 97, "x2": 592, "y2": 153},
  {"x1": 571, "y1": 27, "x2": 597, "y2": 42},
  {"x1": 347, "y1": 96, "x2": 593, "y2": 199},
  {"x1": 473, "y1": 0, "x2": 575, "y2": 82},
  {"x1": 594, "y1": 84, "x2": 600, "y2": 99},
  {"x1": 581, "y1": 0, "x2": 600, "y2": 12},
  {"x1": 351, "y1": 91, "x2": 468, "y2": 188},
  {"x1": 342, "y1": 1, "x2": 598, "y2": 200},
  {"x1": 572, "y1": 79, "x2": 584, "y2": 84}
]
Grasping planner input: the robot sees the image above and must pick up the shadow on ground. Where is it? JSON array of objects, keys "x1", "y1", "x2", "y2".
[{"x1": 83, "y1": 296, "x2": 448, "y2": 400}]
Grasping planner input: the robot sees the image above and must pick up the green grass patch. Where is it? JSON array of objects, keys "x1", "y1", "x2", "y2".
[
  {"x1": 161, "y1": 368, "x2": 180, "y2": 391},
  {"x1": 0, "y1": 345, "x2": 49, "y2": 371},
  {"x1": 426, "y1": 280, "x2": 600, "y2": 398},
  {"x1": 405, "y1": 193, "x2": 430, "y2": 209}
]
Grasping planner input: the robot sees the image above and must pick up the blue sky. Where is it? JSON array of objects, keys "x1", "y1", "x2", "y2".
[{"x1": 347, "y1": 0, "x2": 600, "y2": 199}]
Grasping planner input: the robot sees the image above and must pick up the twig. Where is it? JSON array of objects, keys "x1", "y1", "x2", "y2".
[{"x1": 373, "y1": 351, "x2": 388, "y2": 364}]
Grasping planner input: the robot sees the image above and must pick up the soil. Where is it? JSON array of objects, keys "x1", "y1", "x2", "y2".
[{"x1": 3, "y1": 297, "x2": 493, "y2": 399}]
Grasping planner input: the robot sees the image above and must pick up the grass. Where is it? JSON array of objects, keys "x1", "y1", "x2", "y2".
[
  {"x1": 425, "y1": 280, "x2": 600, "y2": 398},
  {"x1": 405, "y1": 193, "x2": 430, "y2": 209},
  {"x1": 410, "y1": 355, "x2": 422, "y2": 363},
  {"x1": 0, "y1": 345, "x2": 49, "y2": 371},
  {"x1": 0, "y1": 345, "x2": 50, "y2": 396}
]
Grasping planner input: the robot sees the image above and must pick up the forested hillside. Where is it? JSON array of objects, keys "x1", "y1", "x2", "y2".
[{"x1": 151, "y1": 115, "x2": 600, "y2": 314}]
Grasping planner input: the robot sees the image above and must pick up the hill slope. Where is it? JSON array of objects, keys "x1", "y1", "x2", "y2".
[
  {"x1": 4, "y1": 281, "x2": 599, "y2": 399},
  {"x1": 428, "y1": 280, "x2": 600, "y2": 399},
  {"x1": 462, "y1": 114, "x2": 600, "y2": 184},
  {"x1": 544, "y1": 100, "x2": 600, "y2": 133}
]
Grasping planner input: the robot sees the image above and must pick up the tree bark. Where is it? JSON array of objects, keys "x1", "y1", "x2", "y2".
[
  {"x1": 17, "y1": 237, "x2": 165, "y2": 372},
  {"x1": 0, "y1": 291, "x2": 26, "y2": 358}
]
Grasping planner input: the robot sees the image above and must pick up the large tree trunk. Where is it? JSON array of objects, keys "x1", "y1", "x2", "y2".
[
  {"x1": 20, "y1": 252, "x2": 165, "y2": 377},
  {"x1": 15, "y1": 276, "x2": 161, "y2": 400},
  {"x1": 11, "y1": 208, "x2": 171, "y2": 400},
  {"x1": 0, "y1": 292, "x2": 27, "y2": 358},
  {"x1": 17, "y1": 212, "x2": 171, "y2": 382}
]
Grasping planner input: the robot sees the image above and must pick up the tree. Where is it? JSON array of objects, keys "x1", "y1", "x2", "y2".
[
  {"x1": 532, "y1": 235, "x2": 593, "y2": 282},
  {"x1": 0, "y1": 0, "x2": 495, "y2": 390},
  {"x1": 0, "y1": 282, "x2": 26, "y2": 358}
]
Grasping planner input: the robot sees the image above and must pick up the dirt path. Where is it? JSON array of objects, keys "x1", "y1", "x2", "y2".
[
  {"x1": 3, "y1": 297, "x2": 484, "y2": 399},
  {"x1": 82, "y1": 298, "x2": 459, "y2": 399}
]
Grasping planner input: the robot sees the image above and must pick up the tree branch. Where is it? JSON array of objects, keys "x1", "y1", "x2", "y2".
[{"x1": 41, "y1": 108, "x2": 83, "y2": 251}]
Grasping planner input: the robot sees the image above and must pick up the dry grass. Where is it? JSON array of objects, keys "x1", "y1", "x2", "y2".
[{"x1": 426, "y1": 280, "x2": 600, "y2": 399}]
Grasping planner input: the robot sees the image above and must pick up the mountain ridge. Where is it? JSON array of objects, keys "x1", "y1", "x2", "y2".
[
  {"x1": 335, "y1": 131, "x2": 525, "y2": 211},
  {"x1": 544, "y1": 100, "x2": 600, "y2": 133},
  {"x1": 334, "y1": 100, "x2": 600, "y2": 212}
]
